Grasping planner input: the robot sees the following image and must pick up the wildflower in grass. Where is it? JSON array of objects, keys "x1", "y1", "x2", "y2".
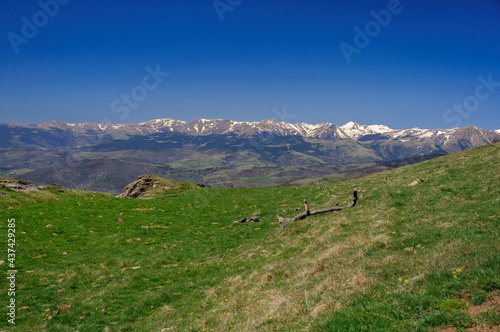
[
  {"x1": 151, "y1": 306, "x2": 153, "y2": 308},
  {"x1": 398, "y1": 278, "x2": 402, "y2": 282},
  {"x1": 453, "y1": 275, "x2": 457, "y2": 279},
  {"x1": 269, "y1": 317, "x2": 272, "y2": 320},
  {"x1": 404, "y1": 280, "x2": 409, "y2": 284},
  {"x1": 225, "y1": 299, "x2": 228, "y2": 302},
  {"x1": 456, "y1": 268, "x2": 462, "y2": 273}
]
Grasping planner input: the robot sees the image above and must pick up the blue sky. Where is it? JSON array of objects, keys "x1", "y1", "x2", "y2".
[{"x1": 1, "y1": 0, "x2": 499, "y2": 129}]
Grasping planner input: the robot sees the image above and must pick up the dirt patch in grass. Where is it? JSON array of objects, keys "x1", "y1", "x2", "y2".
[
  {"x1": 439, "y1": 326, "x2": 500, "y2": 331},
  {"x1": 438, "y1": 328, "x2": 457, "y2": 332},
  {"x1": 465, "y1": 295, "x2": 500, "y2": 317},
  {"x1": 467, "y1": 326, "x2": 500, "y2": 331},
  {"x1": 438, "y1": 294, "x2": 500, "y2": 332}
]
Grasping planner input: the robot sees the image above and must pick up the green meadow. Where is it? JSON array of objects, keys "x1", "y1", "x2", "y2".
[{"x1": 0, "y1": 143, "x2": 499, "y2": 331}]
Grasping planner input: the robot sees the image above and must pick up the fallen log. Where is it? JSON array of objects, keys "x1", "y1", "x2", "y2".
[
  {"x1": 233, "y1": 216, "x2": 260, "y2": 224},
  {"x1": 277, "y1": 188, "x2": 360, "y2": 228}
]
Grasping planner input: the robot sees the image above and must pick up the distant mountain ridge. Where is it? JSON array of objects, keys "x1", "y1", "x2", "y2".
[
  {"x1": 1, "y1": 117, "x2": 499, "y2": 193},
  {"x1": 2, "y1": 118, "x2": 499, "y2": 150}
]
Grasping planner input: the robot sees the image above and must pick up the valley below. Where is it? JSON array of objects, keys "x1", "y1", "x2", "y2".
[{"x1": 0, "y1": 118, "x2": 498, "y2": 193}]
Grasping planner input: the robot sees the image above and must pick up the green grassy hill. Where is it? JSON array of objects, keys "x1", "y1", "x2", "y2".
[{"x1": 0, "y1": 143, "x2": 499, "y2": 331}]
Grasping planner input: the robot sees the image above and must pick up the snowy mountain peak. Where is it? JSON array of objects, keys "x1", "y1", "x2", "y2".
[
  {"x1": 341, "y1": 121, "x2": 358, "y2": 128},
  {"x1": 338, "y1": 122, "x2": 370, "y2": 139},
  {"x1": 366, "y1": 124, "x2": 393, "y2": 133},
  {"x1": 335, "y1": 121, "x2": 396, "y2": 139}
]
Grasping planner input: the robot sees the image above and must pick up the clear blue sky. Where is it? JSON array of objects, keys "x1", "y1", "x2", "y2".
[{"x1": 1, "y1": 0, "x2": 499, "y2": 129}]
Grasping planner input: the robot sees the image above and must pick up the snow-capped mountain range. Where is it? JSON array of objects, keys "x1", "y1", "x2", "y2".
[
  {"x1": 13, "y1": 117, "x2": 498, "y2": 141},
  {"x1": 1, "y1": 117, "x2": 498, "y2": 192},
  {"x1": 1, "y1": 118, "x2": 499, "y2": 153}
]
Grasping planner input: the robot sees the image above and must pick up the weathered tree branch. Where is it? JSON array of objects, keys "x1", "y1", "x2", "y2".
[
  {"x1": 277, "y1": 188, "x2": 360, "y2": 228},
  {"x1": 233, "y1": 216, "x2": 259, "y2": 224}
]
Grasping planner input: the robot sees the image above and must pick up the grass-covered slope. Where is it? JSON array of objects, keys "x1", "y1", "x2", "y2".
[{"x1": 0, "y1": 143, "x2": 499, "y2": 331}]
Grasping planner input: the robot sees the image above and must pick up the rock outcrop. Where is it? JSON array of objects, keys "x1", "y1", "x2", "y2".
[
  {"x1": 408, "y1": 179, "x2": 424, "y2": 187},
  {"x1": 117, "y1": 174, "x2": 205, "y2": 199},
  {"x1": 0, "y1": 178, "x2": 41, "y2": 193},
  {"x1": 118, "y1": 175, "x2": 166, "y2": 198}
]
